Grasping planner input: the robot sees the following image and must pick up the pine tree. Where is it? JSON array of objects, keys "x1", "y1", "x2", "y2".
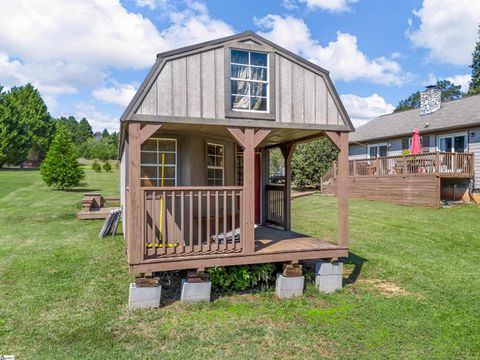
[
  {"x1": 468, "y1": 25, "x2": 480, "y2": 95},
  {"x1": 8, "y1": 84, "x2": 53, "y2": 162},
  {"x1": 0, "y1": 86, "x2": 31, "y2": 167},
  {"x1": 40, "y1": 126, "x2": 84, "y2": 189}
]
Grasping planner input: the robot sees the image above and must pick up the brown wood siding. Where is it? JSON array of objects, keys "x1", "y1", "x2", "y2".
[
  {"x1": 324, "y1": 176, "x2": 441, "y2": 208},
  {"x1": 135, "y1": 46, "x2": 349, "y2": 127}
]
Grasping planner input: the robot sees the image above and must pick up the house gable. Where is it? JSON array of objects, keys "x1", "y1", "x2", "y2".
[{"x1": 122, "y1": 32, "x2": 353, "y2": 131}]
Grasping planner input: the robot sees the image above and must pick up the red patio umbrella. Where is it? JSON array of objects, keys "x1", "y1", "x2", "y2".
[{"x1": 410, "y1": 128, "x2": 422, "y2": 155}]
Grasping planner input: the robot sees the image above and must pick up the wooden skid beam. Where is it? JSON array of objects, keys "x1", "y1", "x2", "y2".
[{"x1": 130, "y1": 248, "x2": 349, "y2": 273}]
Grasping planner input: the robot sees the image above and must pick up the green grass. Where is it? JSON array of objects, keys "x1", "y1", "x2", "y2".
[{"x1": 1, "y1": 169, "x2": 480, "y2": 359}]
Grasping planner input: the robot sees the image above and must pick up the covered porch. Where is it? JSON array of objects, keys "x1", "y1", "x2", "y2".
[{"x1": 125, "y1": 121, "x2": 349, "y2": 273}]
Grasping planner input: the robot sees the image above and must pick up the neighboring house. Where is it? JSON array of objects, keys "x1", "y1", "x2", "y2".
[
  {"x1": 119, "y1": 32, "x2": 353, "y2": 276},
  {"x1": 322, "y1": 87, "x2": 478, "y2": 207}
]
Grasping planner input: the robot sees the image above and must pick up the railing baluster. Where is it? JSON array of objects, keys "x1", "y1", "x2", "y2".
[
  {"x1": 215, "y1": 191, "x2": 219, "y2": 252},
  {"x1": 222, "y1": 190, "x2": 227, "y2": 252},
  {"x1": 189, "y1": 190, "x2": 193, "y2": 254},
  {"x1": 239, "y1": 190, "x2": 243, "y2": 252},
  {"x1": 171, "y1": 190, "x2": 176, "y2": 254},
  {"x1": 152, "y1": 191, "x2": 157, "y2": 254},
  {"x1": 180, "y1": 191, "x2": 185, "y2": 253},
  {"x1": 232, "y1": 190, "x2": 236, "y2": 251},
  {"x1": 198, "y1": 190, "x2": 202, "y2": 252},
  {"x1": 206, "y1": 190, "x2": 211, "y2": 252},
  {"x1": 161, "y1": 190, "x2": 166, "y2": 255}
]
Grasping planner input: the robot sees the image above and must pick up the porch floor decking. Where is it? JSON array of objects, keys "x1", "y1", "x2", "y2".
[{"x1": 255, "y1": 226, "x2": 339, "y2": 254}]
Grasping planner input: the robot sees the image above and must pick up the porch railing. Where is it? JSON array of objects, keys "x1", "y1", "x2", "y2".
[
  {"x1": 322, "y1": 152, "x2": 474, "y2": 183},
  {"x1": 265, "y1": 184, "x2": 285, "y2": 227},
  {"x1": 141, "y1": 186, "x2": 244, "y2": 258}
]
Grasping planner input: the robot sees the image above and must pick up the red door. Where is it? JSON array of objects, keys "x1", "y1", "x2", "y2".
[{"x1": 254, "y1": 153, "x2": 261, "y2": 224}]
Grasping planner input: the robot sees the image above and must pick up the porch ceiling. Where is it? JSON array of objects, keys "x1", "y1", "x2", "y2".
[{"x1": 150, "y1": 122, "x2": 325, "y2": 148}]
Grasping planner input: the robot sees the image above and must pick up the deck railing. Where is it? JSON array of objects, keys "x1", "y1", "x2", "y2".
[
  {"x1": 322, "y1": 152, "x2": 474, "y2": 183},
  {"x1": 141, "y1": 186, "x2": 244, "y2": 258},
  {"x1": 265, "y1": 184, "x2": 285, "y2": 227}
]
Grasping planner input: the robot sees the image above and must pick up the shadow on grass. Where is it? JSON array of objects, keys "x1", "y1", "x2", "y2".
[
  {"x1": 63, "y1": 188, "x2": 100, "y2": 193},
  {"x1": 343, "y1": 252, "x2": 367, "y2": 285},
  {"x1": 0, "y1": 168, "x2": 39, "y2": 171}
]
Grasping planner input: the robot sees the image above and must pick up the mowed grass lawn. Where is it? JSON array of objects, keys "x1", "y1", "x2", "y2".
[{"x1": 1, "y1": 168, "x2": 480, "y2": 359}]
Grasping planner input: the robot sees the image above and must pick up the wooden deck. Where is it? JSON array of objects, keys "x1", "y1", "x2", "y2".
[
  {"x1": 129, "y1": 225, "x2": 347, "y2": 273},
  {"x1": 255, "y1": 226, "x2": 338, "y2": 254}
]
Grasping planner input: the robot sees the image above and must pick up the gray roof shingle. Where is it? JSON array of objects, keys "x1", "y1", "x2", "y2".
[{"x1": 349, "y1": 94, "x2": 480, "y2": 143}]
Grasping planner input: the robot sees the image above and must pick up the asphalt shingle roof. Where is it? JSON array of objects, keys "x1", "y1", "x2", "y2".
[{"x1": 349, "y1": 94, "x2": 480, "y2": 143}]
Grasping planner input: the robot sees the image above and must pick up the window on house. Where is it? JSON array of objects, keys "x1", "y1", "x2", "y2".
[
  {"x1": 207, "y1": 143, "x2": 224, "y2": 186},
  {"x1": 230, "y1": 49, "x2": 268, "y2": 112},
  {"x1": 438, "y1": 133, "x2": 467, "y2": 153},
  {"x1": 368, "y1": 143, "x2": 388, "y2": 158},
  {"x1": 140, "y1": 138, "x2": 177, "y2": 187}
]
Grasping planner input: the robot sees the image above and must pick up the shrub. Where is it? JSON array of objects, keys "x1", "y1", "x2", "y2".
[
  {"x1": 40, "y1": 126, "x2": 84, "y2": 190},
  {"x1": 92, "y1": 160, "x2": 102, "y2": 172},
  {"x1": 206, "y1": 263, "x2": 275, "y2": 292},
  {"x1": 103, "y1": 161, "x2": 112, "y2": 172},
  {"x1": 291, "y1": 138, "x2": 338, "y2": 189}
]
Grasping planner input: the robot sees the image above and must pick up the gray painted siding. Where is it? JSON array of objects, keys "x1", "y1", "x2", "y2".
[
  {"x1": 469, "y1": 127, "x2": 480, "y2": 182},
  {"x1": 142, "y1": 130, "x2": 235, "y2": 187},
  {"x1": 136, "y1": 46, "x2": 347, "y2": 127},
  {"x1": 349, "y1": 144, "x2": 367, "y2": 159}
]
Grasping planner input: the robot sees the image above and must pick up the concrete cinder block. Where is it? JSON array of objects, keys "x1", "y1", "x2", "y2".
[
  {"x1": 180, "y1": 279, "x2": 211, "y2": 304},
  {"x1": 128, "y1": 283, "x2": 161, "y2": 310},
  {"x1": 275, "y1": 274, "x2": 304, "y2": 299},
  {"x1": 315, "y1": 261, "x2": 343, "y2": 276},
  {"x1": 315, "y1": 261, "x2": 343, "y2": 293}
]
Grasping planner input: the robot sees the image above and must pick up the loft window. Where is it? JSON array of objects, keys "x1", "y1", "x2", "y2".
[
  {"x1": 230, "y1": 49, "x2": 268, "y2": 112},
  {"x1": 207, "y1": 143, "x2": 224, "y2": 186},
  {"x1": 140, "y1": 138, "x2": 177, "y2": 187}
]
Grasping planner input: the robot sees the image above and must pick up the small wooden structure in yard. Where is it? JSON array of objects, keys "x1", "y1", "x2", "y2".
[
  {"x1": 77, "y1": 193, "x2": 120, "y2": 220},
  {"x1": 119, "y1": 32, "x2": 353, "y2": 275}
]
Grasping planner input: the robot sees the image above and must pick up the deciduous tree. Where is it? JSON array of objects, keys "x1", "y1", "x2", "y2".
[{"x1": 468, "y1": 25, "x2": 480, "y2": 95}]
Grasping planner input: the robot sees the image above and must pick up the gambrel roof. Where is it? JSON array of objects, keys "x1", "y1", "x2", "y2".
[{"x1": 121, "y1": 31, "x2": 354, "y2": 131}]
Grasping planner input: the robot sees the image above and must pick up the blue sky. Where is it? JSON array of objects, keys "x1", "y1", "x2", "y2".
[{"x1": 0, "y1": 0, "x2": 478, "y2": 131}]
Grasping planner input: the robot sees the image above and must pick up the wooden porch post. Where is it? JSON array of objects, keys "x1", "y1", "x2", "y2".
[
  {"x1": 227, "y1": 127, "x2": 271, "y2": 254},
  {"x1": 126, "y1": 122, "x2": 143, "y2": 265},
  {"x1": 280, "y1": 142, "x2": 296, "y2": 231},
  {"x1": 337, "y1": 132, "x2": 349, "y2": 249}
]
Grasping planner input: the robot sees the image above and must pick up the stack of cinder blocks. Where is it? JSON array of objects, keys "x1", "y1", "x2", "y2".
[
  {"x1": 128, "y1": 277, "x2": 162, "y2": 310},
  {"x1": 315, "y1": 260, "x2": 343, "y2": 293},
  {"x1": 275, "y1": 264, "x2": 305, "y2": 299},
  {"x1": 128, "y1": 272, "x2": 212, "y2": 310},
  {"x1": 129, "y1": 261, "x2": 344, "y2": 309}
]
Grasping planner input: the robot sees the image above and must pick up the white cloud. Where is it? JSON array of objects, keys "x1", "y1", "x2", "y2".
[
  {"x1": 340, "y1": 93, "x2": 394, "y2": 127},
  {"x1": 423, "y1": 73, "x2": 472, "y2": 93},
  {"x1": 0, "y1": 0, "x2": 233, "y2": 105},
  {"x1": 93, "y1": 82, "x2": 138, "y2": 107},
  {"x1": 445, "y1": 74, "x2": 471, "y2": 93},
  {"x1": 75, "y1": 103, "x2": 119, "y2": 133},
  {"x1": 408, "y1": 0, "x2": 480, "y2": 65},
  {"x1": 256, "y1": 15, "x2": 409, "y2": 86},
  {"x1": 299, "y1": 0, "x2": 359, "y2": 12}
]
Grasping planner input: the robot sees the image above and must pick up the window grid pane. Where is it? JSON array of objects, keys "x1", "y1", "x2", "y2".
[
  {"x1": 230, "y1": 49, "x2": 268, "y2": 112},
  {"x1": 207, "y1": 143, "x2": 224, "y2": 186},
  {"x1": 140, "y1": 138, "x2": 177, "y2": 186}
]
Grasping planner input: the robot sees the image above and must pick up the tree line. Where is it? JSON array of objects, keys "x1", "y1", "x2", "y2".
[{"x1": 0, "y1": 83, "x2": 118, "y2": 168}]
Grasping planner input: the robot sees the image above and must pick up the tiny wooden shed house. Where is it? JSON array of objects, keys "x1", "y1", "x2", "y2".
[{"x1": 119, "y1": 32, "x2": 353, "y2": 274}]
